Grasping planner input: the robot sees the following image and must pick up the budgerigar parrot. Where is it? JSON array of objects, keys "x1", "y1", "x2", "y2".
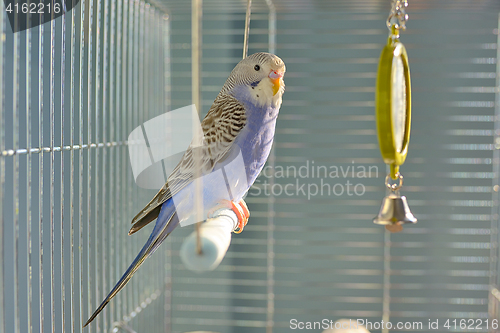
[{"x1": 84, "y1": 52, "x2": 286, "y2": 327}]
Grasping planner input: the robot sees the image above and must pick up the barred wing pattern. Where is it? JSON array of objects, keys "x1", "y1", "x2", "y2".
[{"x1": 129, "y1": 93, "x2": 247, "y2": 234}]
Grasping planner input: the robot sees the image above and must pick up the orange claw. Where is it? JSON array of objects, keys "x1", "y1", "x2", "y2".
[
  {"x1": 208, "y1": 199, "x2": 249, "y2": 234},
  {"x1": 238, "y1": 200, "x2": 250, "y2": 220},
  {"x1": 231, "y1": 201, "x2": 248, "y2": 234}
]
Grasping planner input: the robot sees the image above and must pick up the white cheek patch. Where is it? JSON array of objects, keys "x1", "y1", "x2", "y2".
[{"x1": 247, "y1": 78, "x2": 282, "y2": 108}]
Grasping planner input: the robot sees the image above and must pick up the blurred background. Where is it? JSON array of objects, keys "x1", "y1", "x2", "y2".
[{"x1": 1, "y1": 0, "x2": 500, "y2": 332}]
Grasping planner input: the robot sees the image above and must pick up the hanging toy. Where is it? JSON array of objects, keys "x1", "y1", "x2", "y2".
[{"x1": 373, "y1": 0, "x2": 417, "y2": 233}]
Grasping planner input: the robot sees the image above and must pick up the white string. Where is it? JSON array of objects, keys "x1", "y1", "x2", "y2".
[{"x1": 243, "y1": 0, "x2": 252, "y2": 59}]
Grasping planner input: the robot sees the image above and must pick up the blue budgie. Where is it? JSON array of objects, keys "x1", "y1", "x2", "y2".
[{"x1": 84, "y1": 52, "x2": 286, "y2": 327}]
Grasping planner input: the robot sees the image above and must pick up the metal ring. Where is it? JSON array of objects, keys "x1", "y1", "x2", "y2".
[
  {"x1": 386, "y1": 0, "x2": 409, "y2": 33},
  {"x1": 385, "y1": 173, "x2": 403, "y2": 191}
]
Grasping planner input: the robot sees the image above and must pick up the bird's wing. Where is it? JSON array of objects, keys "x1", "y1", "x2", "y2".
[{"x1": 128, "y1": 93, "x2": 247, "y2": 234}]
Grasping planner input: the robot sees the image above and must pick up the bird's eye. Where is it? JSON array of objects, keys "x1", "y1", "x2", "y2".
[{"x1": 254, "y1": 64, "x2": 260, "y2": 71}]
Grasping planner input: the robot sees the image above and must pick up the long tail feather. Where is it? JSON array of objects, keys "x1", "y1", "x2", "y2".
[{"x1": 83, "y1": 199, "x2": 178, "y2": 327}]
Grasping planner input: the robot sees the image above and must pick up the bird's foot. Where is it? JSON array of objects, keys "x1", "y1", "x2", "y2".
[
  {"x1": 207, "y1": 199, "x2": 250, "y2": 233},
  {"x1": 234, "y1": 200, "x2": 250, "y2": 233}
]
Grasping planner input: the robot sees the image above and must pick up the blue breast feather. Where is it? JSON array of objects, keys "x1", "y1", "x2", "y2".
[{"x1": 234, "y1": 100, "x2": 279, "y2": 190}]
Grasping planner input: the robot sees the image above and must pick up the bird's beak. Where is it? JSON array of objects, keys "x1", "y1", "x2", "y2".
[{"x1": 269, "y1": 70, "x2": 284, "y2": 96}]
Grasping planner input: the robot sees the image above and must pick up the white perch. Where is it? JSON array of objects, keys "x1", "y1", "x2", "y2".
[{"x1": 180, "y1": 209, "x2": 239, "y2": 272}]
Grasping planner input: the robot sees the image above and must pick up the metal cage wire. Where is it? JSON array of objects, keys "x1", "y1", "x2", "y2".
[{"x1": 0, "y1": 0, "x2": 170, "y2": 331}]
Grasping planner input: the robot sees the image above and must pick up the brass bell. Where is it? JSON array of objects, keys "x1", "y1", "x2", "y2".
[{"x1": 373, "y1": 192, "x2": 417, "y2": 227}]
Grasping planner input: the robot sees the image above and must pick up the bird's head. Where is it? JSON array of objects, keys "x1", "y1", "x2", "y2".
[{"x1": 223, "y1": 52, "x2": 286, "y2": 107}]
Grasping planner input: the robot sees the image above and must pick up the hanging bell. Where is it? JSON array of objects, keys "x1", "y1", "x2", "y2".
[{"x1": 373, "y1": 192, "x2": 417, "y2": 227}]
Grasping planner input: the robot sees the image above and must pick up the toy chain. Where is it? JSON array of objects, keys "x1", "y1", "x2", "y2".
[{"x1": 386, "y1": 0, "x2": 409, "y2": 31}]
